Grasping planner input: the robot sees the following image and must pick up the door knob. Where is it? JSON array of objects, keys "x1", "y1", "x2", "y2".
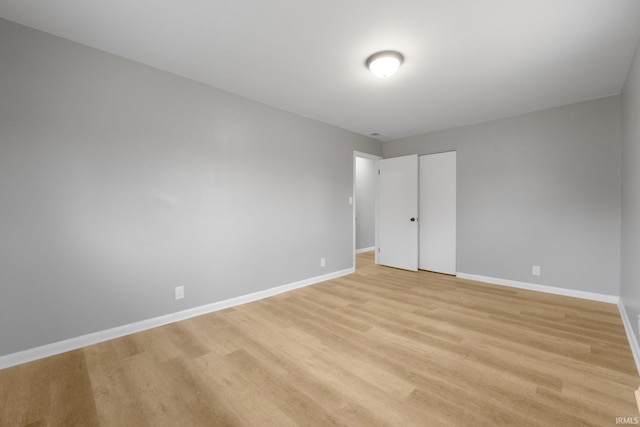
[{"x1": 410, "y1": 217, "x2": 416, "y2": 222}]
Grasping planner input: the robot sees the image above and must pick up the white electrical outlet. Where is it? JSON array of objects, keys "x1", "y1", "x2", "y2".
[
  {"x1": 175, "y1": 286, "x2": 184, "y2": 300},
  {"x1": 348, "y1": 196, "x2": 353, "y2": 205},
  {"x1": 532, "y1": 265, "x2": 541, "y2": 276},
  {"x1": 320, "y1": 257, "x2": 326, "y2": 267}
]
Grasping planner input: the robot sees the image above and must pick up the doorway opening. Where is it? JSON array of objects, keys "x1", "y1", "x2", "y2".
[{"x1": 353, "y1": 151, "x2": 382, "y2": 269}]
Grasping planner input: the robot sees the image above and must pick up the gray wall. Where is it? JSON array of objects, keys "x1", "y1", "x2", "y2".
[
  {"x1": 0, "y1": 18, "x2": 381, "y2": 357},
  {"x1": 385, "y1": 96, "x2": 622, "y2": 296},
  {"x1": 621, "y1": 36, "x2": 640, "y2": 341},
  {"x1": 355, "y1": 157, "x2": 376, "y2": 250}
]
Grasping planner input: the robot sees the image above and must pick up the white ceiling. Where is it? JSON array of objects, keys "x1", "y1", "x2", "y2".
[{"x1": 1, "y1": 0, "x2": 640, "y2": 141}]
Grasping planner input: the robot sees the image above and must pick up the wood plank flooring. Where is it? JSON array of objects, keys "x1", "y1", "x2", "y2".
[{"x1": 1, "y1": 251, "x2": 638, "y2": 426}]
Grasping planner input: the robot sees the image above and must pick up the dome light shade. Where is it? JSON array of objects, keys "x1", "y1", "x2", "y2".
[{"x1": 366, "y1": 51, "x2": 404, "y2": 78}]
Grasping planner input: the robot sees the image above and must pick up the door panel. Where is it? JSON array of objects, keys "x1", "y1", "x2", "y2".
[
  {"x1": 419, "y1": 152, "x2": 456, "y2": 274},
  {"x1": 377, "y1": 155, "x2": 419, "y2": 271}
]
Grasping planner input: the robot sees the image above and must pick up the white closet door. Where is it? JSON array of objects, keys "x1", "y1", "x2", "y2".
[
  {"x1": 377, "y1": 155, "x2": 419, "y2": 271},
  {"x1": 419, "y1": 152, "x2": 456, "y2": 274}
]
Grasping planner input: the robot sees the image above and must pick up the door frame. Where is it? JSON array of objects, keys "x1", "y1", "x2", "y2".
[{"x1": 353, "y1": 151, "x2": 382, "y2": 268}]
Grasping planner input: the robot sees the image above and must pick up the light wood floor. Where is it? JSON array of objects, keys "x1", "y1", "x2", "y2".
[{"x1": 1, "y1": 251, "x2": 638, "y2": 426}]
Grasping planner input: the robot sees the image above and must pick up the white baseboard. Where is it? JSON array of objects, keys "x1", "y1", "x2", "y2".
[
  {"x1": 618, "y1": 302, "x2": 640, "y2": 375},
  {"x1": 355, "y1": 247, "x2": 375, "y2": 254},
  {"x1": 0, "y1": 267, "x2": 354, "y2": 370},
  {"x1": 456, "y1": 272, "x2": 619, "y2": 304}
]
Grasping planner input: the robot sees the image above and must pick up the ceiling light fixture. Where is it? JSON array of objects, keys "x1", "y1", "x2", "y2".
[{"x1": 366, "y1": 51, "x2": 404, "y2": 78}]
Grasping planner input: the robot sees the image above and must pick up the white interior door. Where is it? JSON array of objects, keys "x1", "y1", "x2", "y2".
[
  {"x1": 377, "y1": 155, "x2": 419, "y2": 271},
  {"x1": 419, "y1": 151, "x2": 456, "y2": 274}
]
